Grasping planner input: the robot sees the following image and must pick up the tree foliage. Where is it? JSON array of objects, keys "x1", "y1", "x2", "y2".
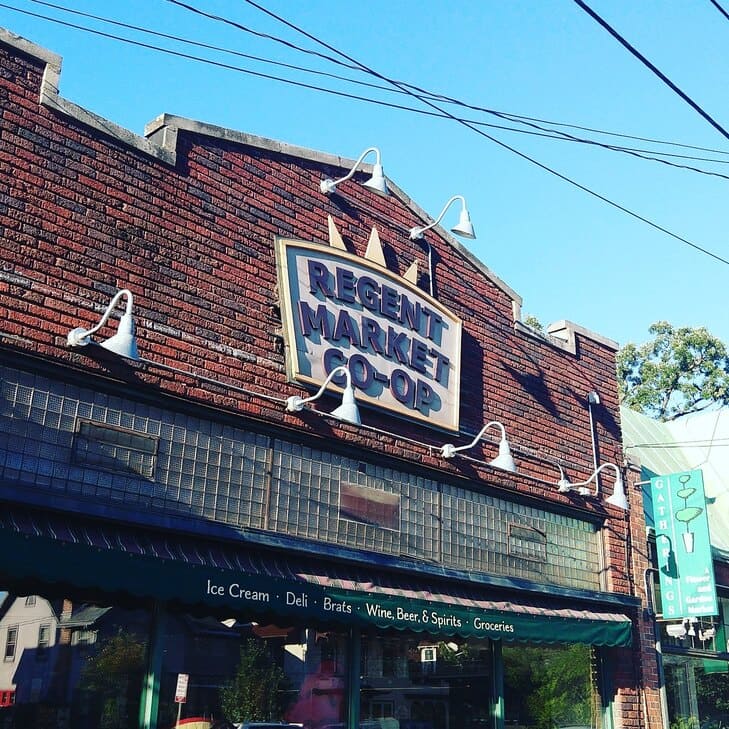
[
  {"x1": 523, "y1": 314, "x2": 545, "y2": 333},
  {"x1": 503, "y1": 644, "x2": 593, "y2": 729},
  {"x1": 617, "y1": 322, "x2": 729, "y2": 421},
  {"x1": 220, "y1": 638, "x2": 289, "y2": 724},
  {"x1": 80, "y1": 631, "x2": 146, "y2": 729}
]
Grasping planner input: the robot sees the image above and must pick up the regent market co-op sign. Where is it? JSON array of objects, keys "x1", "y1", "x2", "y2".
[
  {"x1": 275, "y1": 234, "x2": 462, "y2": 430},
  {"x1": 651, "y1": 470, "x2": 718, "y2": 619}
]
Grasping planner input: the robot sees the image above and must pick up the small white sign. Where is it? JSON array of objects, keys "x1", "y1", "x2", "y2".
[{"x1": 174, "y1": 673, "x2": 189, "y2": 703}]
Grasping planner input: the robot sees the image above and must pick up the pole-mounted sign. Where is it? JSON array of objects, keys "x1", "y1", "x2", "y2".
[{"x1": 651, "y1": 470, "x2": 718, "y2": 619}]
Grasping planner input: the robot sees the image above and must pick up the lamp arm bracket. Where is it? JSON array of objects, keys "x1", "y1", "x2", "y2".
[
  {"x1": 331, "y1": 147, "x2": 379, "y2": 187},
  {"x1": 440, "y1": 420, "x2": 505, "y2": 458},
  {"x1": 67, "y1": 289, "x2": 134, "y2": 346},
  {"x1": 285, "y1": 366, "x2": 351, "y2": 412},
  {"x1": 572, "y1": 462, "x2": 622, "y2": 496},
  {"x1": 409, "y1": 195, "x2": 465, "y2": 240}
]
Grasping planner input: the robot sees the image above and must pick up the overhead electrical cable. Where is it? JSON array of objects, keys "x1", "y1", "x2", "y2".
[
  {"x1": 573, "y1": 0, "x2": 729, "y2": 142},
  {"x1": 626, "y1": 440, "x2": 729, "y2": 449},
  {"x1": 7, "y1": 2, "x2": 729, "y2": 178},
  {"x1": 21, "y1": 0, "x2": 379, "y2": 87},
  {"x1": 20, "y1": 0, "x2": 729, "y2": 161},
  {"x1": 234, "y1": 0, "x2": 729, "y2": 266},
  {"x1": 0, "y1": 3, "x2": 620, "y2": 144},
  {"x1": 473, "y1": 111, "x2": 729, "y2": 157},
  {"x1": 708, "y1": 0, "x2": 729, "y2": 22},
  {"x1": 8, "y1": 0, "x2": 729, "y2": 262},
  {"x1": 160, "y1": 0, "x2": 729, "y2": 159}
]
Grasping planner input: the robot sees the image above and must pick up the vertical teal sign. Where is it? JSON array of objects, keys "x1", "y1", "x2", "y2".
[{"x1": 651, "y1": 470, "x2": 718, "y2": 619}]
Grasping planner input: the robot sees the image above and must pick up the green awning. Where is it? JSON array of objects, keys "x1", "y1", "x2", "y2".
[{"x1": 0, "y1": 505, "x2": 632, "y2": 647}]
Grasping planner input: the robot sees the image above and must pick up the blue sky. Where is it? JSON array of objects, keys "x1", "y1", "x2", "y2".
[{"x1": 2, "y1": 0, "x2": 728, "y2": 348}]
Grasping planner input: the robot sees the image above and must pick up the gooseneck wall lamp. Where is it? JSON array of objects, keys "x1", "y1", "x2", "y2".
[
  {"x1": 440, "y1": 420, "x2": 516, "y2": 472},
  {"x1": 285, "y1": 366, "x2": 361, "y2": 425},
  {"x1": 409, "y1": 195, "x2": 476, "y2": 241},
  {"x1": 66, "y1": 288, "x2": 139, "y2": 360},
  {"x1": 556, "y1": 462, "x2": 629, "y2": 510},
  {"x1": 320, "y1": 147, "x2": 389, "y2": 197}
]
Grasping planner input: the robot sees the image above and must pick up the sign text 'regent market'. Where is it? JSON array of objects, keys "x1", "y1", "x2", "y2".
[{"x1": 275, "y1": 237, "x2": 462, "y2": 430}]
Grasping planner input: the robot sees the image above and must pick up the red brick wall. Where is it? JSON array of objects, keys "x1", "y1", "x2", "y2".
[
  {"x1": 0, "y1": 39, "x2": 625, "y2": 494},
  {"x1": 0, "y1": 30, "x2": 658, "y2": 729}
]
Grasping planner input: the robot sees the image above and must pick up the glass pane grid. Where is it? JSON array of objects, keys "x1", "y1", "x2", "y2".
[
  {"x1": 2, "y1": 365, "x2": 602, "y2": 591},
  {"x1": 442, "y1": 487, "x2": 600, "y2": 589},
  {"x1": 0, "y1": 366, "x2": 271, "y2": 530}
]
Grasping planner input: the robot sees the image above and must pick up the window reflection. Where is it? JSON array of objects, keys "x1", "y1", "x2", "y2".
[
  {"x1": 0, "y1": 591, "x2": 351, "y2": 729},
  {"x1": 664, "y1": 656, "x2": 729, "y2": 729},
  {"x1": 502, "y1": 644, "x2": 599, "y2": 729},
  {"x1": 157, "y1": 621, "x2": 348, "y2": 729},
  {"x1": 360, "y1": 631, "x2": 493, "y2": 729},
  {"x1": 0, "y1": 592, "x2": 151, "y2": 729}
]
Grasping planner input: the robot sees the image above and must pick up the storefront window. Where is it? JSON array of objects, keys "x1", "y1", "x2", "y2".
[
  {"x1": 0, "y1": 589, "x2": 354, "y2": 729},
  {"x1": 360, "y1": 630, "x2": 493, "y2": 729},
  {"x1": 157, "y1": 619, "x2": 349, "y2": 729},
  {"x1": 660, "y1": 594, "x2": 729, "y2": 729},
  {"x1": 0, "y1": 591, "x2": 151, "y2": 729},
  {"x1": 503, "y1": 644, "x2": 600, "y2": 729},
  {"x1": 664, "y1": 656, "x2": 729, "y2": 729}
]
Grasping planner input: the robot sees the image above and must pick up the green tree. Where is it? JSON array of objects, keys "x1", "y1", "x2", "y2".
[
  {"x1": 79, "y1": 631, "x2": 146, "y2": 729},
  {"x1": 617, "y1": 322, "x2": 729, "y2": 421},
  {"x1": 504, "y1": 644, "x2": 593, "y2": 729},
  {"x1": 220, "y1": 638, "x2": 289, "y2": 724}
]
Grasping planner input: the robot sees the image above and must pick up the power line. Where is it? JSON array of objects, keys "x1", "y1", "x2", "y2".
[
  {"x1": 162, "y1": 0, "x2": 729, "y2": 159},
  {"x1": 708, "y1": 0, "x2": 729, "y2": 22},
  {"x1": 573, "y1": 0, "x2": 729, "y2": 142},
  {"x1": 237, "y1": 0, "x2": 729, "y2": 267},
  {"x1": 626, "y1": 440, "x2": 729, "y2": 449},
  {"x1": 165, "y1": 0, "x2": 729, "y2": 160},
  {"x1": 22, "y1": 0, "x2": 374, "y2": 87},
  {"x1": 487, "y1": 111, "x2": 729, "y2": 157},
  {"x1": 8, "y1": 1, "x2": 729, "y2": 179},
  {"x1": 15, "y1": 0, "x2": 729, "y2": 171},
  {"x1": 7, "y1": 0, "x2": 729, "y2": 264}
]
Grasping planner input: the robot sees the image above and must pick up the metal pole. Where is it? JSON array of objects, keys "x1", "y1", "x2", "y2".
[
  {"x1": 139, "y1": 601, "x2": 166, "y2": 729},
  {"x1": 587, "y1": 392, "x2": 601, "y2": 492}
]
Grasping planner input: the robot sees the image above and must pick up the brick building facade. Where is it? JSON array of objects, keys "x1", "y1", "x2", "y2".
[{"x1": 0, "y1": 28, "x2": 661, "y2": 729}]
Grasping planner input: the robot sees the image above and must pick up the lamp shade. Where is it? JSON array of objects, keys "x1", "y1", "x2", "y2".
[
  {"x1": 605, "y1": 476, "x2": 629, "y2": 510},
  {"x1": 489, "y1": 437, "x2": 516, "y2": 472},
  {"x1": 362, "y1": 162, "x2": 389, "y2": 196},
  {"x1": 330, "y1": 380, "x2": 361, "y2": 424},
  {"x1": 99, "y1": 311, "x2": 139, "y2": 360},
  {"x1": 451, "y1": 206, "x2": 476, "y2": 239}
]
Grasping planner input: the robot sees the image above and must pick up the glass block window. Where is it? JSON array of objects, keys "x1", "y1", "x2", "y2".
[
  {"x1": 441, "y1": 485, "x2": 601, "y2": 590},
  {"x1": 268, "y1": 441, "x2": 441, "y2": 562},
  {"x1": 73, "y1": 420, "x2": 158, "y2": 478},
  {"x1": 0, "y1": 366, "x2": 270, "y2": 529},
  {"x1": 0, "y1": 365, "x2": 602, "y2": 591}
]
